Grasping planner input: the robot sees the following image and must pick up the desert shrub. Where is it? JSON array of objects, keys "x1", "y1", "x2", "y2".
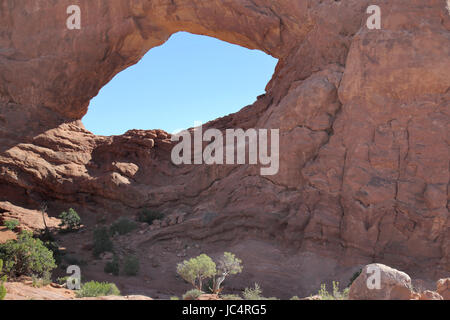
[
  {"x1": 0, "y1": 231, "x2": 56, "y2": 278},
  {"x1": 64, "y1": 254, "x2": 87, "y2": 267},
  {"x1": 0, "y1": 259, "x2": 7, "y2": 300},
  {"x1": 59, "y1": 208, "x2": 81, "y2": 231},
  {"x1": 347, "y1": 269, "x2": 362, "y2": 288},
  {"x1": 56, "y1": 276, "x2": 69, "y2": 285},
  {"x1": 317, "y1": 281, "x2": 349, "y2": 300},
  {"x1": 56, "y1": 275, "x2": 83, "y2": 288},
  {"x1": 290, "y1": 296, "x2": 301, "y2": 300},
  {"x1": 93, "y1": 227, "x2": 113, "y2": 257},
  {"x1": 43, "y1": 240, "x2": 64, "y2": 267},
  {"x1": 123, "y1": 255, "x2": 139, "y2": 276},
  {"x1": 243, "y1": 283, "x2": 264, "y2": 300},
  {"x1": 110, "y1": 218, "x2": 137, "y2": 236},
  {"x1": 104, "y1": 256, "x2": 120, "y2": 276},
  {"x1": 221, "y1": 294, "x2": 243, "y2": 300},
  {"x1": 76, "y1": 281, "x2": 120, "y2": 298},
  {"x1": 170, "y1": 296, "x2": 180, "y2": 300},
  {"x1": 3, "y1": 219, "x2": 19, "y2": 231},
  {"x1": 177, "y1": 254, "x2": 216, "y2": 290},
  {"x1": 182, "y1": 289, "x2": 204, "y2": 300},
  {"x1": 138, "y1": 209, "x2": 164, "y2": 225},
  {"x1": 31, "y1": 271, "x2": 52, "y2": 288},
  {"x1": 243, "y1": 283, "x2": 278, "y2": 300}
]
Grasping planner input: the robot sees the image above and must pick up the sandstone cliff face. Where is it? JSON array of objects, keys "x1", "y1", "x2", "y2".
[{"x1": 0, "y1": 1, "x2": 449, "y2": 297}]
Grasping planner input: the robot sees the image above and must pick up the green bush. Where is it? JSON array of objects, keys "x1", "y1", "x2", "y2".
[
  {"x1": 138, "y1": 209, "x2": 164, "y2": 225},
  {"x1": 43, "y1": 240, "x2": 64, "y2": 267},
  {"x1": 110, "y1": 218, "x2": 137, "y2": 236},
  {"x1": 3, "y1": 219, "x2": 19, "y2": 231},
  {"x1": 123, "y1": 255, "x2": 139, "y2": 276},
  {"x1": 0, "y1": 259, "x2": 7, "y2": 300},
  {"x1": 76, "y1": 281, "x2": 120, "y2": 298},
  {"x1": 170, "y1": 296, "x2": 180, "y2": 300},
  {"x1": 0, "y1": 231, "x2": 56, "y2": 278},
  {"x1": 243, "y1": 283, "x2": 278, "y2": 300},
  {"x1": 59, "y1": 208, "x2": 81, "y2": 231},
  {"x1": 182, "y1": 289, "x2": 204, "y2": 300},
  {"x1": 104, "y1": 256, "x2": 120, "y2": 276},
  {"x1": 317, "y1": 281, "x2": 349, "y2": 300},
  {"x1": 56, "y1": 276, "x2": 69, "y2": 285},
  {"x1": 243, "y1": 283, "x2": 264, "y2": 300},
  {"x1": 31, "y1": 271, "x2": 51, "y2": 288},
  {"x1": 93, "y1": 227, "x2": 113, "y2": 257}
]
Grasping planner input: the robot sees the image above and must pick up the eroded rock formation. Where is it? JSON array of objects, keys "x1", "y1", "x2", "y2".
[{"x1": 0, "y1": 0, "x2": 449, "y2": 297}]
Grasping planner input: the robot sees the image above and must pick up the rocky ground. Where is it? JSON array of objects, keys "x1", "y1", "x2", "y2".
[
  {"x1": 4, "y1": 281, "x2": 152, "y2": 300},
  {"x1": 3, "y1": 267, "x2": 449, "y2": 300},
  {"x1": 0, "y1": 205, "x2": 448, "y2": 300}
]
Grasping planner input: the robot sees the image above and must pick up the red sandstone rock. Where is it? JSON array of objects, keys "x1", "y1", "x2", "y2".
[
  {"x1": 196, "y1": 294, "x2": 220, "y2": 301},
  {"x1": 436, "y1": 278, "x2": 450, "y2": 300},
  {"x1": 349, "y1": 264, "x2": 414, "y2": 300},
  {"x1": 0, "y1": 0, "x2": 448, "y2": 298},
  {"x1": 419, "y1": 290, "x2": 444, "y2": 300}
]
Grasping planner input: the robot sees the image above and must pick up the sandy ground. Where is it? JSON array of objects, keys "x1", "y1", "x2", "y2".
[{"x1": 3, "y1": 281, "x2": 152, "y2": 300}]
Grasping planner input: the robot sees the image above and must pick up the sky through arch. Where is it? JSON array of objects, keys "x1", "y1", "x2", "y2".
[{"x1": 83, "y1": 32, "x2": 278, "y2": 136}]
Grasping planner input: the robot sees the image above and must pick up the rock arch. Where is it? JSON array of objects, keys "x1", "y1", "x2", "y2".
[{"x1": 0, "y1": 0, "x2": 449, "y2": 297}]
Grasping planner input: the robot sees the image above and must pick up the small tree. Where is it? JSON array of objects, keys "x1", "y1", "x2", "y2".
[
  {"x1": 59, "y1": 208, "x2": 81, "y2": 231},
  {"x1": 212, "y1": 252, "x2": 243, "y2": 293},
  {"x1": 177, "y1": 254, "x2": 216, "y2": 291},
  {"x1": 93, "y1": 227, "x2": 113, "y2": 257},
  {"x1": 104, "y1": 255, "x2": 120, "y2": 276}
]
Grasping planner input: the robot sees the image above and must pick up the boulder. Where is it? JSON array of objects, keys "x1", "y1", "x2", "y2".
[
  {"x1": 436, "y1": 278, "x2": 450, "y2": 300},
  {"x1": 349, "y1": 264, "x2": 413, "y2": 300}
]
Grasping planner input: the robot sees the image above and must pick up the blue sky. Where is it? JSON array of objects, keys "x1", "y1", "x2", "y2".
[{"x1": 82, "y1": 32, "x2": 278, "y2": 136}]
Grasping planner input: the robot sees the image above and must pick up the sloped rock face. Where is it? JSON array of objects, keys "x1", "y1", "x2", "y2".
[{"x1": 0, "y1": 1, "x2": 449, "y2": 297}]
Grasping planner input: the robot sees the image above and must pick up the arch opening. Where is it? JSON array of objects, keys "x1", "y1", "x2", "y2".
[{"x1": 82, "y1": 32, "x2": 278, "y2": 136}]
